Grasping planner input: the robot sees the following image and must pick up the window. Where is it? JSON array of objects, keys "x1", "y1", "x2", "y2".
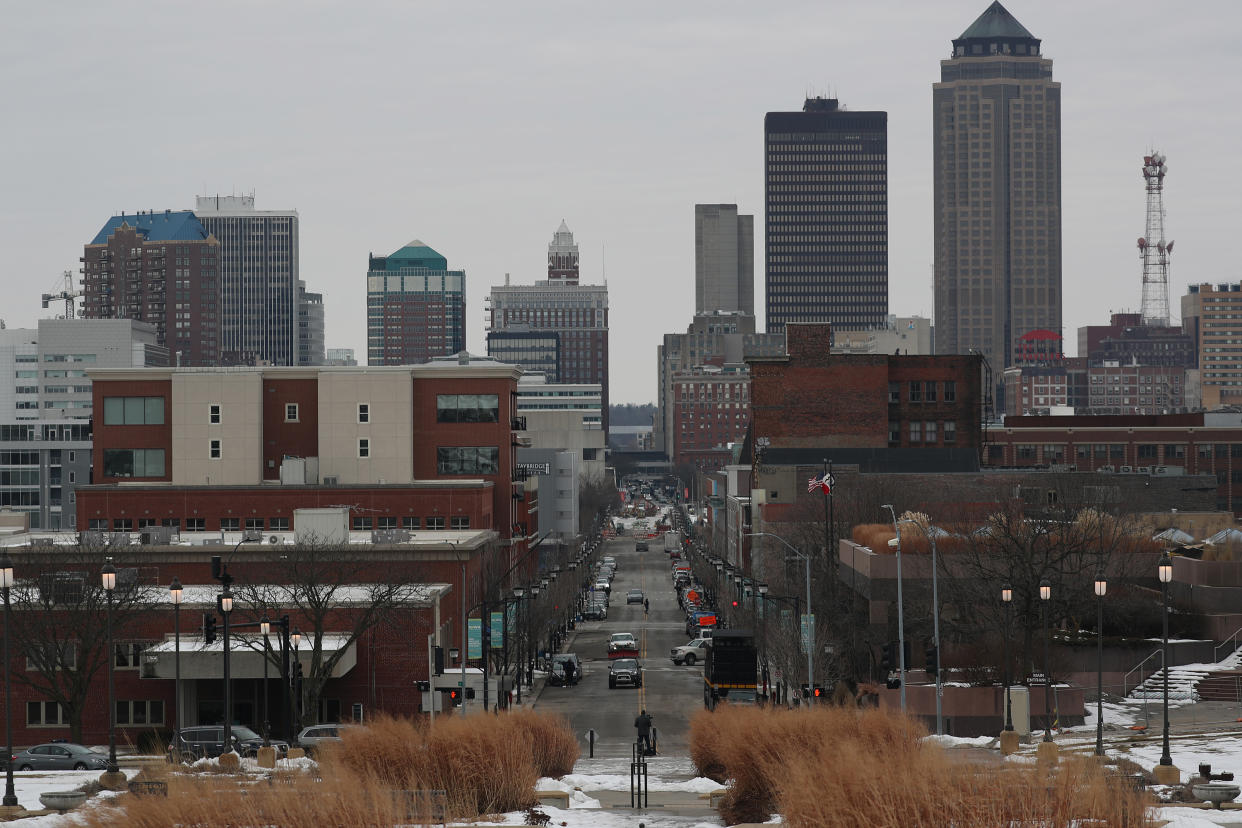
[
  {"x1": 1137, "y1": 444, "x2": 1158, "y2": 460},
  {"x1": 27, "y1": 701, "x2": 66, "y2": 727},
  {"x1": 888, "y1": 383, "x2": 900, "y2": 404},
  {"x1": 115, "y1": 642, "x2": 147, "y2": 669},
  {"x1": 185, "y1": 518, "x2": 205, "y2": 532},
  {"x1": 378, "y1": 516, "x2": 398, "y2": 530},
  {"x1": 909, "y1": 422, "x2": 922, "y2": 443},
  {"x1": 924, "y1": 421, "x2": 937, "y2": 443},
  {"x1": 285, "y1": 403, "x2": 299, "y2": 423},
  {"x1": 210, "y1": 439, "x2": 221, "y2": 459},
  {"x1": 436, "y1": 446, "x2": 499, "y2": 475},
  {"x1": 103, "y1": 396, "x2": 164, "y2": 425},
  {"x1": 352, "y1": 516, "x2": 373, "y2": 530},
  {"x1": 220, "y1": 517, "x2": 240, "y2": 531},
  {"x1": 943, "y1": 381, "x2": 956, "y2": 403},
  {"x1": 358, "y1": 439, "x2": 370, "y2": 458},
  {"x1": 116, "y1": 700, "x2": 164, "y2": 727},
  {"x1": 988, "y1": 445, "x2": 1003, "y2": 462},
  {"x1": 245, "y1": 518, "x2": 264, "y2": 532},
  {"x1": 402, "y1": 517, "x2": 421, "y2": 529},
  {"x1": 888, "y1": 421, "x2": 900, "y2": 443},
  {"x1": 209, "y1": 404, "x2": 221, "y2": 425},
  {"x1": 27, "y1": 640, "x2": 78, "y2": 671},
  {"x1": 88, "y1": 519, "x2": 107, "y2": 530},
  {"x1": 436, "y1": 394, "x2": 500, "y2": 423},
  {"x1": 1017, "y1": 444, "x2": 1036, "y2": 460},
  {"x1": 924, "y1": 382, "x2": 937, "y2": 403},
  {"x1": 944, "y1": 421, "x2": 957, "y2": 443},
  {"x1": 1164, "y1": 444, "x2": 1186, "y2": 459},
  {"x1": 908, "y1": 382, "x2": 922, "y2": 403},
  {"x1": 113, "y1": 518, "x2": 133, "y2": 531},
  {"x1": 1110, "y1": 445, "x2": 1125, "y2": 459},
  {"x1": 269, "y1": 517, "x2": 289, "y2": 531},
  {"x1": 357, "y1": 404, "x2": 369, "y2": 423},
  {"x1": 451, "y1": 516, "x2": 471, "y2": 530},
  {"x1": 426, "y1": 516, "x2": 446, "y2": 530}
]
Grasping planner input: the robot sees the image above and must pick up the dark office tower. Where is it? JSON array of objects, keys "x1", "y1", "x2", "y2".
[
  {"x1": 81, "y1": 211, "x2": 221, "y2": 366},
  {"x1": 194, "y1": 195, "x2": 300, "y2": 366},
  {"x1": 367, "y1": 241, "x2": 466, "y2": 365},
  {"x1": 933, "y1": 2, "x2": 1062, "y2": 374},
  {"x1": 764, "y1": 97, "x2": 888, "y2": 333}
]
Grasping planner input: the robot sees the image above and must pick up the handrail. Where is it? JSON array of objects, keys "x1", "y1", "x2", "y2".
[
  {"x1": 1213, "y1": 627, "x2": 1242, "y2": 664},
  {"x1": 1122, "y1": 648, "x2": 1165, "y2": 698}
]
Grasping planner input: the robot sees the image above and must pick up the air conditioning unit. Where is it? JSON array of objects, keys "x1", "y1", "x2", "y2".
[
  {"x1": 1136, "y1": 466, "x2": 1151, "y2": 475},
  {"x1": 1119, "y1": 466, "x2": 1133, "y2": 473},
  {"x1": 1097, "y1": 465, "x2": 1115, "y2": 473},
  {"x1": 323, "y1": 476, "x2": 339, "y2": 486}
]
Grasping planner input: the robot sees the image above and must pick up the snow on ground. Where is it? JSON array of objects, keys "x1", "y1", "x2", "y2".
[{"x1": 2, "y1": 767, "x2": 138, "y2": 826}]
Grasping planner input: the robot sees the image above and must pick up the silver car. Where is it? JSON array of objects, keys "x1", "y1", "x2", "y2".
[
  {"x1": 13, "y1": 742, "x2": 108, "y2": 771},
  {"x1": 297, "y1": 724, "x2": 355, "y2": 754}
]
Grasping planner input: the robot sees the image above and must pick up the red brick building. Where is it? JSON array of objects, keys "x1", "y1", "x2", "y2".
[{"x1": 671, "y1": 365, "x2": 750, "y2": 470}]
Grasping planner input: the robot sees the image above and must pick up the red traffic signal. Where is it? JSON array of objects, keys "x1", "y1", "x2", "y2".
[
  {"x1": 813, "y1": 686, "x2": 823, "y2": 698},
  {"x1": 731, "y1": 600, "x2": 739, "y2": 608}
]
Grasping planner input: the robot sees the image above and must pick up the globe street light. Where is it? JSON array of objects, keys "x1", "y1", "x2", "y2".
[
  {"x1": 1, "y1": 551, "x2": 17, "y2": 809},
  {"x1": 101, "y1": 561, "x2": 120, "y2": 775},
  {"x1": 169, "y1": 578, "x2": 183, "y2": 739},
  {"x1": 1094, "y1": 572, "x2": 1107, "y2": 757},
  {"x1": 219, "y1": 585, "x2": 234, "y2": 755},
  {"x1": 1039, "y1": 577, "x2": 1053, "y2": 743},
  {"x1": 1001, "y1": 584, "x2": 1014, "y2": 734},
  {"x1": 1159, "y1": 552, "x2": 1174, "y2": 770}
]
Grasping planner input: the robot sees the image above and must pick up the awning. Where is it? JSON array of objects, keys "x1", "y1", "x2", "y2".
[{"x1": 141, "y1": 634, "x2": 355, "y2": 680}]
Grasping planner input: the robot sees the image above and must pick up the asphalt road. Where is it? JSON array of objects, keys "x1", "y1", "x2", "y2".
[{"x1": 535, "y1": 536, "x2": 706, "y2": 760}]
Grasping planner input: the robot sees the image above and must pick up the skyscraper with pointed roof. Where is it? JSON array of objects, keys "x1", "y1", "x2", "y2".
[
  {"x1": 933, "y1": 1, "x2": 1062, "y2": 389},
  {"x1": 547, "y1": 220, "x2": 580, "y2": 284},
  {"x1": 366, "y1": 240, "x2": 466, "y2": 365}
]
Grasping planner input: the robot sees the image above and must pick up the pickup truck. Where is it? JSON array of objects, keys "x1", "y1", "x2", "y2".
[{"x1": 671, "y1": 637, "x2": 711, "y2": 666}]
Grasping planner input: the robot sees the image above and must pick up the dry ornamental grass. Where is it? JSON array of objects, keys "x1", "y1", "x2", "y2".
[{"x1": 689, "y1": 704, "x2": 1153, "y2": 827}]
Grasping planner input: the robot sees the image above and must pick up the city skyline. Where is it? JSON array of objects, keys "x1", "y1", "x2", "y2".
[{"x1": 3, "y1": 1, "x2": 1240, "y2": 404}]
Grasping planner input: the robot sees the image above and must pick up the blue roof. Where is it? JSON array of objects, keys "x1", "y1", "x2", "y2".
[{"x1": 90, "y1": 211, "x2": 211, "y2": 245}]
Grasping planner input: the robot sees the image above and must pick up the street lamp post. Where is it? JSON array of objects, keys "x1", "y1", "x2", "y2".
[
  {"x1": 1094, "y1": 572, "x2": 1107, "y2": 757},
  {"x1": 1001, "y1": 585, "x2": 1014, "y2": 732},
  {"x1": 744, "y1": 532, "x2": 813, "y2": 708},
  {"x1": 513, "y1": 587, "x2": 524, "y2": 704},
  {"x1": 260, "y1": 617, "x2": 271, "y2": 746},
  {"x1": 219, "y1": 585, "x2": 234, "y2": 755},
  {"x1": 169, "y1": 578, "x2": 183, "y2": 738},
  {"x1": 291, "y1": 628, "x2": 302, "y2": 732},
  {"x1": 101, "y1": 561, "x2": 120, "y2": 776},
  {"x1": 528, "y1": 583, "x2": 541, "y2": 685},
  {"x1": 881, "y1": 506, "x2": 907, "y2": 713},
  {"x1": 1159, "y1": 553, "x2": 1175, "y2": 772},
  {"x1": 1039, "y1": 578, "x2": 1052, "y2": 743},
  {"x1": 757, "y1": 582, "x2": 768, "y2": 699},
  {"x1": 1, "y1": 552, "x2": 17, "y2": 809},
  {"x1": 898, "y1": 518, "x2": 942, "y2": 735}
]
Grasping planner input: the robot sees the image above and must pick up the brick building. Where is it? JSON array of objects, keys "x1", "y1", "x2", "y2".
[
  {"x1": 366, "y1": 241, "x2": 466, "y2": 366},
  {"x1": 81, "y1": 212, "x2": 221, "y2": 366},
  {"x1": 670, "y1": 365, "x2": 751, "y2": 471}
]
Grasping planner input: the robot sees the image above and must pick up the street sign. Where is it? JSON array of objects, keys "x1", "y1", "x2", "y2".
[
  {"x1": 773, "y1": 669, "x2": 783, "y2": 683},
  {"x1": 800, "y1": 613, "x2": 815, "y2": 654},
  {"x1": 467, "y1": 618, "x2": 482, "y2": 660},
  {"x1": 686, "y1": 590, "x2": 699, "y2": 603}
]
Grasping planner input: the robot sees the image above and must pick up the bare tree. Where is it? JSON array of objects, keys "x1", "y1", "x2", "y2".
[
  {"x1": 579, "y1": 470, "x2": 620, "y2": 534},
  {"x1": 230, "y1": 540, "x2": 433, "y2": 726},
  {"x1": 7, "y1": 542, "x2": 160, "y2": 743}
]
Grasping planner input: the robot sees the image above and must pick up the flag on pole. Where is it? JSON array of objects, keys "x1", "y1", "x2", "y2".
[
  {"x1": 808, "y1": 473, "x2": 836, "y2": 494},
  {"x1": 807, "y1": 474, "x2": 823, "y2": 493}
]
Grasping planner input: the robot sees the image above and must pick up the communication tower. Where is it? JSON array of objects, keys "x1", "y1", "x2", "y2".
[{"x1": 1137, "y1": 151, "x2": 1173, "y2": 327}]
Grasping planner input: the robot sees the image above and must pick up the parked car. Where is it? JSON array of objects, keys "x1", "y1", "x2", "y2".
[
  {"x1": 608, "y1": 632, "x2": 639, "y2": 658},
  {"x1": 296, "y1": 724, "x2": 356, "y2": 754},
  {"x1": 594, "y1": 579, "x2": 612, "y2": 595},
  {"x1": 608, "y1": 658, "x2": 643, "y2": 689},
  {"x1": 671, "y1": 637, "x2": 711, "y2": 666},
  {"x1": 12, "y1": 743, "x2": 108, "y2": 771},
  {"x1": 686, "y1": 611, "x2": 717, "y2": 636},
  {"x1": 170, "y1": 725, "x2": 290, "y2": 760},
  {"x1": 582, "y1": 603, "x2": 608, "y2": 621},
  {"x1": 626, "y1": 589, "x2": 645, "y2": 605},
  {"x1": 548, "y1": 653, "x2": 583, "y2": 685},
  {"x1": 602, "y1": 556, "x2": 617, "y2": 570}
]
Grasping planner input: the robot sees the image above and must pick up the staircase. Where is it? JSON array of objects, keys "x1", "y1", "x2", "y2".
[{"x1": 1130, "y1": 647, "x2": 1242, "y2": 702}]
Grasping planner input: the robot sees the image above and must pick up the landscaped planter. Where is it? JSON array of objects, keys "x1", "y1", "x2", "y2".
[{"x1": 39, "y1": 790, "x2": 87, "y2": 812}]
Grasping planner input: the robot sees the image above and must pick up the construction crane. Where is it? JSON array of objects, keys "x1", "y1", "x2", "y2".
[
  {"x1": 41, "y1": 270, "x2": 82, "y2": 319},
  {"x1": 1138, "y1": 151, "x2": 1173, "y2": 327}
]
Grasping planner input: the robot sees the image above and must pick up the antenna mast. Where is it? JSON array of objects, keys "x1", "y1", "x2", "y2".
[{"x1": 1137, "y1": 151, "x2": 1173, "y2": 327}]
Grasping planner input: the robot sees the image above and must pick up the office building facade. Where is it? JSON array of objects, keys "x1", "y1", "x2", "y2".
[
  {"x1": 933, "y1": 2, "x2": 1062, "y2": 373},
  {"x1": 764, "y1": 97, "x2": 888, "y2": 333},
  {"x1": 696, "y1": 204, "x2": 754, "y2": 316},
  {"x1": 367, "y1": 241, "x2": 467, "y2": 365},
  {"x1": 298, "y1": 280, "x2": 325, "y2": 366},
  {"x1": 194, "y1": 195, "x2": 301, "y2": 366}
]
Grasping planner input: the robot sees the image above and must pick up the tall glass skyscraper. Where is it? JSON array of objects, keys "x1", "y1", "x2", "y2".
[{"x1": 764, "y1": 97, "x2": 888, "y2": 333}]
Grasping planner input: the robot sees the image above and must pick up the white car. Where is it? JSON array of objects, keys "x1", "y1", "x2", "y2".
[
  {"x1": 608, "y1": 632, "x2": 638, "y2": 656},
  {"x1": 671, "y1": 637, "x2": 711, "y2": 666}
]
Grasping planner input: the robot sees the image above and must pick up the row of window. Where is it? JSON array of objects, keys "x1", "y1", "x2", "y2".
[
  {"x1": 28, "y1": 700, "x2": 162, "y2": 728},
  {"x1": 87, "y1": 515, "x2": 469, "y2": 532},
  {"x1": 890, "y1": 421, "x2": 958, "y2": 444},
  {"x1": 890, "y1": 381, "x2": 958, "y2": 403}
]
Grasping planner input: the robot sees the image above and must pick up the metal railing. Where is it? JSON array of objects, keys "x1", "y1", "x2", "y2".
[
  {"x1": 1213, "y1": 627, "x2": 1242, "y2": 664},
  {"x1": 1122, "y1": 648, "x2": 1165, "y2": 698}
]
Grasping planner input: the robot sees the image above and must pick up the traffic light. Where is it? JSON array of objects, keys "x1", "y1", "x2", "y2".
[
  {"x1": 416, "y1": 680, "x2": 431, "y2": 691},
  {"x1": 812, "y1": 685, "x2": 824, "y2": 699},
  {"x1": 800, "y1": 684, "x2": 810, "y2": 699},
  {"x1": 202, "y1": 614, "x2": 217, "y2": 645},
  {"x1": 880, "y1": 642, "x2": 894, "y2": 671},
  {"x1": 433, "y1": 646, "x2": 444, "y2": 676},
  {"x1": 448, "y1": 689, "x2": 462, "y2": 707},
  {"x1": 731, "y1": 600, "x2": 739, "y2": 608},
  {"x1": 886, "y1": 675, "x2": 902, "y2": 690},
  {"x1": 925, "y1": 644, "x2": 938, "y2": 677},
  {"x1": 465, "y1": 687, "x2": 476, "y2": 700}
]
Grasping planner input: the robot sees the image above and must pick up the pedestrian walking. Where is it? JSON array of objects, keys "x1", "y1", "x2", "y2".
[
  {"x1": 644, "y1": 598, "x2": 650, "y2": 615},
  {"x1": 635, "y1": 709, "x2": 653, "y2": 754}
]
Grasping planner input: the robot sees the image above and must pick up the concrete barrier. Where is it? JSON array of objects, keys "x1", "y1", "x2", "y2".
[{"x1": 535, "y1": 790, "x2": 571, "y2": 807}]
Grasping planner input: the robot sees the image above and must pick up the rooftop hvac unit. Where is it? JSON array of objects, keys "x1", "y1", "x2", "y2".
[
  {"x1": 1136, "y1": 466, "x2": 1151, "y2": 475},
  {"x1": 1119, "y1": 466, "x2": 1134, "y2": 473},
  {"x1": 1097, "y1": 465, "x2": 1115, "y2": 473}
]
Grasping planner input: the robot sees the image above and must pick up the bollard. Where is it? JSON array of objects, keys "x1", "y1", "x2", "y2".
[{"x1": 589, "y1": 728, "x2": 596, "y2": 758}]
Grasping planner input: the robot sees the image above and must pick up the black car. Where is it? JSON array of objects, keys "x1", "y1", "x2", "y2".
[
  {"x1": 170, "y1": 725, "x2": 290, "y2": 761},
  {"x1": 608, "y1": 658, "x2": 642, "y2": 689},
  {"x1": 12, "y1": 742, "x2": 108, "y2": 771}
]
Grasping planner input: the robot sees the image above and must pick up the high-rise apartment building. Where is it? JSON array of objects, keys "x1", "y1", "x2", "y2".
[
  {"x1": 298, "y1": 280, "x2": 325, "y2": 366},
  {"x1": 487, "y1": 222, "x2": 609, "y2": 428},
  {"x1": 1183, "y1": 283, "x2": 1242, "y2": 409},
  {"x1": 932, "y1": 2, "x2": 1062, "y2": 375},
  {"x1": 764, "y1": 97, "x2": 888, "y2": 333},
  {"x1": 194, "y1": 195, "x2": 301, "y2": 366},
  {"x1": 696, "y1": 205, "x2": 754, "y2": 316},
  {"x1": 367, "y1": 241, "x2": 466, "y2": 366},
  {"x1": 81, "y1": 211, "x2": 221, "y2": 366}
]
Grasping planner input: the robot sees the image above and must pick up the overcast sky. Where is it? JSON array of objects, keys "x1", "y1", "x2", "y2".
[{"x1": 3, "y1": 1, "x2": 1240, "y2": 405}]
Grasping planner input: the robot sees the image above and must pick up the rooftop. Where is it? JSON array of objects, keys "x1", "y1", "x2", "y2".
[
  {"x1": 958, "y1": 2, "x2": 1036, "y2": 41},
  {"x1": 90, "y1": 211, "x2": 211, "y2": 245}
]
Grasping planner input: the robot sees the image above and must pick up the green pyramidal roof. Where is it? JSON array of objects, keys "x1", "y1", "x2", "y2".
[
  {"x1": 385, "y1": 240, "x2": 448, "y2": 271},
  {"x1": 959, "y1": 1, "x2": 1035, "y2": 40}
]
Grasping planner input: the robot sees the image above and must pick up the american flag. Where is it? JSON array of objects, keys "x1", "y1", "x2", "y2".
[
  {"x1": 807, "y1": 474, "x2": 823, "y2": 492},
  {"x1": 808, "y1": 473, "x2": 835, "y2": 494}
]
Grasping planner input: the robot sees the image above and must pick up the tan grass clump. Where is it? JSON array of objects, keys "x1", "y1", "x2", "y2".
[
  {"x1": 80, "y1": 709, "x2": 579, "y2": 825},
  {"x1": 689, "y1": 705, "x2": 1152, "y2": 827}
]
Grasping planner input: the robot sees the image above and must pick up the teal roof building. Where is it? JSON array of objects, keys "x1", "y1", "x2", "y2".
[{"x1": 366, "y1": 241, "x2": 466, "y2": 366}]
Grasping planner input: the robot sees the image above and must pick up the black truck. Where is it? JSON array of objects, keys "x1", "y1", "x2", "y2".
[{"x1": 703, "y1": 629, "x2": 757, "y2": 709}]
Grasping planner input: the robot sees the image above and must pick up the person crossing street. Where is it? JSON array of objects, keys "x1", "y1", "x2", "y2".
[{"x1": 635, "y1": 709, "x2": 653, "y2": 754}]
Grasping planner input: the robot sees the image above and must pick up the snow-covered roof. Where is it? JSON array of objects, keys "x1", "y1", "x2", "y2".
[
  {"x1": 0, "y1": 528, "x2": 491, "y2": 549},
  {"x1": 1154, "y1": 527, "x2": 1194, "y2": 544},
  {"x1": 162, "y1": 582, "x2": 451, "y2": 609},
  {"x1": 146, "y1": 633, "x2": 354, "y2": 654}
]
